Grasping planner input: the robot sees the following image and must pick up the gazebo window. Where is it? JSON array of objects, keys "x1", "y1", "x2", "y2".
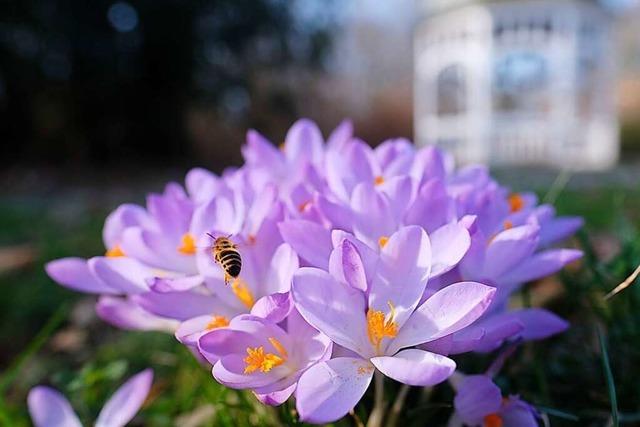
[
  {"x1": 494, "y1": 52, "x2": 548, "y2": 113},
  {"x1": 436, "y1": 64, "x2": 466, "y2": 116}
]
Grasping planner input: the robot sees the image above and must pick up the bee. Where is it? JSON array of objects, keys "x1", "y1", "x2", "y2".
[{"x1": 207, "y1": 233, "x2": 242, "y2": 285}]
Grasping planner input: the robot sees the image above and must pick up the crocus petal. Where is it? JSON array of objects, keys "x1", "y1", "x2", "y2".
[
  {"x1": 245, "y1": 184, "x2": 278, "y2": 236},
  {"x1": 460, "y1": 315, "x2": 524, "y2": 354},
  {"x1": 378, "y1": 175, "x2": 415, "y2": 225},
  {"x1": 404, "y1": 178, "x2": 454, "y2": 233},
  {"x1": 88, "y1": 257, "x2": 153, "y2": 294},
  {"x1": 146, "y1": 186, "x2": 192, "y2": 240},
  {"x1": 103, "y1": 204, "x2": 149, "y2": 249},
  {"x1": 28, "y1": 387, "x2": 82, "y2": 427},
  {"x1": 510, "y1": 308, "x2": 569, "y2": 341},
  {"x1": 278, "y1": 220, "x2": 332, "y2": 269},
  {"x1": 454, "y1": 375, "x2": 502, "y2": 425},
  {"x1": 95, "y1": 369, "x2": 154, "y2": 427},
  {"x1": 133, "y1": 291, "x2": 221, "y2": 321},
  {"x1": 326, "y1": 119, "x2": 353, "y2": 151},
  {"x1": 315, "y1": 193, "x2": 353, "y2": 231},
  {"x1": 292, "y1": 268, "x2": 371, "y2": 358},
  {"x1": 411, "y1": 146, "x2": 447, "y2": 184},
  {"x1": 243, "y1": 129, "x2": 283, "y2": 169},
  {"x1": 500, "y1": 249, "x2": 582, "y2": 285},
  {"x1": 254, "y1": 383, "x2": 297, "y2": 406},
  {"x1": 331, "y1": 230, "x2": 378, "y2": 282},
  {"x1": 371, "y1": 349, "x2": 455, "y2": 386},
  {"x1": 501, "y1": 398, "x2": 540, "y2": 427},
  {"x1": 185, "y1": 167, "x2": 219, "y2": 203},
  {"x1": 284, "y1": 118, "x2": 324, "y2": 166},
  {"x1": 250, "y1": 292, "x2": 292, "y2": 323},
  {"x1": 96, "y1": 296, "x2": 179, "y2": 332},
  {"x1": 328, "y1": 239, "x2": 368, "y2": 292},
  {"x1": 295, "y1": 357, "x2": 375, "y2": 424},
  {"x1": 483, "y1": 225, "x2": 539, "y2": 280},
  {"x1": 420, "y1": 326, "x2": 486, "y2": 356},
  {"x1": 326, "y1": 140, "x2": 375, "y2": 201},
  {"x1": 429, "y1": 222, "x2": 471, "y2": 278},
  {"x1": 191, "y1": 196, "x2": 239, "y2": 238},
  {"x1": 351, "y1": 182, "x2": 396, "y2": 248},
  {"x1": 390, "y1": 282, "x2": 495, "y2": 354},
  {"x1": 148, "y1": 275, "x2": 203, "y2": 293},
  {"x1": 539, "y1": 216, "x2": 584, "y2": 246},
  {"x1": 369, "y1": 226, "x2": 432, "y2": 329},
  {"x1": 287, "y1": 308, "x2": 333, "y2": 364},
  {"x1": 263, "y1": 243, "x2": 298, "y2": 295},
  {"x1": 175, "y1": 315, "x2": 215, "y2": 347},
  {"x1": 46, "y1": 258, "x2": 117, "y2": 294}
]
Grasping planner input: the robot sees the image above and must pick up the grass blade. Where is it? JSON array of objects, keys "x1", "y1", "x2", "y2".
[
  {"x1": 0, "y1": 303, "x2": 68, "y2": 394},
  {"x1": 598, "y1": 327, "x2": 619, "y2": 427}
]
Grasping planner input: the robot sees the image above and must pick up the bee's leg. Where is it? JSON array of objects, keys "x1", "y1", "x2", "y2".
[{"x1": 224, "y1": 273, "x2": 230, "y2": 286}]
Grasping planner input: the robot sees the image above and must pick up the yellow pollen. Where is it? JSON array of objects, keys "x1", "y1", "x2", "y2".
[
  {"x1": 357, "y1": 365, "x2": 375, "y2": 375},
  {"x1": 508, "y1": 193, "x2": 524, "y2": 213},
  {"x1": 268, "y1": 337, "x2": 288, "y2": 358},
  {"x1": 243, "y1": 346, "x2": 284, "y2": 374},
  {"x1": 366, "y1": 301, "x2": 398, "y2": 354},
  {"x1": 298, "y1": 200, "x2": 311, "y2": 212},
  {"x1": 177, "y1": 233, "x2": 197, "y2": 255},
  {"x1": 378, "y1": 236, "x2": 389, "y2": 248},
  {"x1": 205, "y1": 315, "x2": 230, "y2": 330},
  {"x1": 231, "y1": 278, "x2": 255, "y2": 309},
  {"x1": 278, "y1": 142, "x2": 286, "y2": 152},
  {"x1": 503, "y1": 220, "x2": 513, "y2": 230},
  {"x1": 374, "y1": 175, "x2": 385, "y2": 186},
  {"x1": 105, "y1": 245, "x2": 125, "y2": 258},
  {"x1": 483, "y1": 413, "x2": 503, "y2": 427}
]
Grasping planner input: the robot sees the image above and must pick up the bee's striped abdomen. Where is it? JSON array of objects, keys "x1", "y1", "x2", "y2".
[{"x1": 217, "y1": 249, "x2": 242, "y2": 278}]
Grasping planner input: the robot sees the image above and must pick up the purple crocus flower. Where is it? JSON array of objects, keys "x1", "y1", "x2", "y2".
[
  {"x1": 197, "y1": 309, "x2": 332, "y2": 406},
  {"x1": 28, "y1": 369, "x2": 153, "y2": 427},
  {"x1": 451, "y1": 374, "x2": 540, "y2": 427},
  {"x1": 46, "y1": 182, "x2": 201, "y2": 298},
  {"x1": 422, "y1": 217, "x2": 578, "y2": 354},
  {"x1": 290, "y1": 226, "x2": 495, "y2": 423}
]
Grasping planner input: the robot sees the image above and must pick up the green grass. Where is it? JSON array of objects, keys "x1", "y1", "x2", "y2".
[{"x1": 1, "y1": 185, "x2": 639, "y2": 426}]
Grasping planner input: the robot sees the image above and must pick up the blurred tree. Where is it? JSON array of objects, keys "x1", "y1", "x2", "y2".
[{"x1": 0, "y1": 0, "x2": 335, "y2": 169}]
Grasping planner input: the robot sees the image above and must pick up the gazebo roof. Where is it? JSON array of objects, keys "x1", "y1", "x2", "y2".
[{"x1": 421, "y1": 0, "x2": 610, "y2": 15}]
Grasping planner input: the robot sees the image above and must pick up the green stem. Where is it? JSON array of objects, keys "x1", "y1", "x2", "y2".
[
  {"x1": 598, "y1": 327, "x2": 619, "y2": 427},
  {"x1": 367, "y1": 372, "x2": 386, "y2": 427},
  {"x1": 384, "y1": 384, "x2": 410, "y2": 427}
]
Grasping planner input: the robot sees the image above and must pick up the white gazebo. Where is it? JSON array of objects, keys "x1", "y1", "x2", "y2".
[{"x1": 414, "y1": 0, "x2": 620, "y2": 170}]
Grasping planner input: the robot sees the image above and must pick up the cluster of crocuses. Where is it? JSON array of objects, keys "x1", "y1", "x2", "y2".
[{"x1": 43, "y1": 119, "x2": 582, "y2": 425}]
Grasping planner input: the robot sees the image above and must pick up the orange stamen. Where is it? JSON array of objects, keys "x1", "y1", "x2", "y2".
[
  {"x1": 298, "y1": 200, "x2": 311, "y2": 213},
  {"x1": 374, "y1": 175, "x2": 385, "y2": 186},
  {"x1": 508, "y1": 193, "x2": 524, "y2": 213},
  {"x1": 483, "y1": 413, "x2": 503, "y2": 427},
  {"x1": 177, "y1": 233, "x2": 197, "y2": 255},
  {"x1": 205, "y1": 315, "x2": 230, "y2": 330},
  {"x1": 366, "y1": 301, "x2": 398, "y2": 354},
  {"x1": 105, "y1": 245, "x2": 125, "y2": 258},
  {"x1": 268, "y1": 337, "x2": 288, "y2": 358},
  {"x1": 231, "y1": 278, "x2": 255, "y2": 309},
  {"x1": 243, "y1": 346, "x2": 284, "y2": 374},
  {"x1": 378, "y1": 236, "x2": 389, "y2": 248}
]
